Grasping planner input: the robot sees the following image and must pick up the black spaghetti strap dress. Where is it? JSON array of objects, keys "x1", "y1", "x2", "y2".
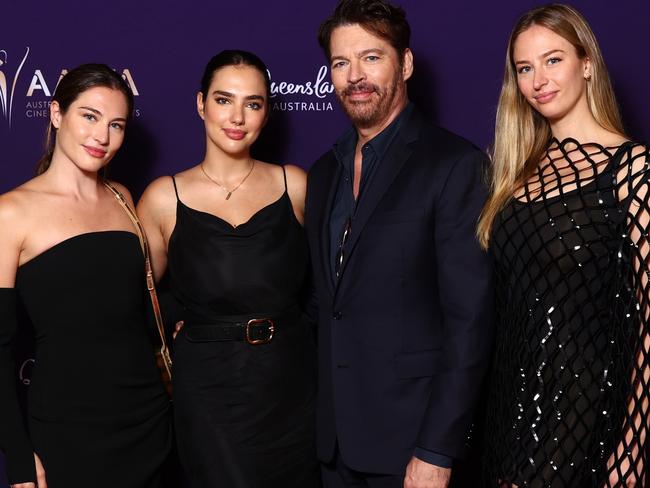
[
  {"x1": 0, "y1": 231, "x2": 171, "y2": 487},
  {"x1": 168, "y1": 167, "x2": 320, "y2": 487},
  {"x1": 483, "y1": 139, "x2": 650, "y2": 486}
]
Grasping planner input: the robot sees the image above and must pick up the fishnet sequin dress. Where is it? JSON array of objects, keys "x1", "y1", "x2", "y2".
[{"x1": 483, "y1": 138, "x2": 650, "y2": 487}]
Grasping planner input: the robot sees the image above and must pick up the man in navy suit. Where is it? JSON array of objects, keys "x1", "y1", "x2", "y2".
[{"x1": 305, "y1": 1, "x2": 494, "y2": 487}]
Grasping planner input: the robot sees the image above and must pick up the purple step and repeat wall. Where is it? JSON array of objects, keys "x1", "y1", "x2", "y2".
[{"x1": 1, "y1": 0, "x2": 649, "y2": 484}]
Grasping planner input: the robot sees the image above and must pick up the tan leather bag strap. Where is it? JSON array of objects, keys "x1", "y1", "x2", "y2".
[{"x1": 103, "y1": 182, "x2": 172, "y2": 377}]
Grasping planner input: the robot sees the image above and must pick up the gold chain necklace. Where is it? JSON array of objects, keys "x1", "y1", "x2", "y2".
[{"x1": 200, "y1": 160, "x2": 255, "y2": 200}]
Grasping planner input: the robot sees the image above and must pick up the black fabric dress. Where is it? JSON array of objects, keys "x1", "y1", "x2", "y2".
[
  {"x1": 483, "y1": 139, "x2": 650, "y2": 487},
  {"x1": 168, "y1": 168, "x2": 320, "y2": 487},
  {"x1": 0, "y1": 231, "x2": 171, "y2": 487}
]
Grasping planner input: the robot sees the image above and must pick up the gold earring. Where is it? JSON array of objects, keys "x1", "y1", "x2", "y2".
[{"x1": 584, "y1": 72, "x2": 592, "y2": 81}]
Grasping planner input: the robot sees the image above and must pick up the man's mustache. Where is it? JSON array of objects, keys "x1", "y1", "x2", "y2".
[{"x1": 341, "y1": 82, "x2": 379, "y2": 97}]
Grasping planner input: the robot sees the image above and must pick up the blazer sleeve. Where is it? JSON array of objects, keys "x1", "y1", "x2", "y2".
[
  {"x1": 0, "y1": 288, "x2": 36, "y2": 483},
  {"x1": 417, "y1": 149, "x2": 494, "y2": 457}
]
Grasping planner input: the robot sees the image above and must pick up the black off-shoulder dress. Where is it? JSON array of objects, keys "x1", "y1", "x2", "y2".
[
  {"x1": 0, "y1": 231, "x2": 170, "y2": 487},
  {"x1": 483, "y1": 139, "x2": 650, "y2": 487}
]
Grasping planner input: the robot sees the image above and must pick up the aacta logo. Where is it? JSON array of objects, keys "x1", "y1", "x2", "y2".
[
  {"x1": 0, "y1": 47, "x2": 30, "y2": 127},
  {"x1": 1, "y1": 47, "x2": 140, "y2": 126}
]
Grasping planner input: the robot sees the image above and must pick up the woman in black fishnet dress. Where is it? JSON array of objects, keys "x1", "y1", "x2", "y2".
[{"x1": 477, "y1": 5, "x2": 650, "y2": 487}]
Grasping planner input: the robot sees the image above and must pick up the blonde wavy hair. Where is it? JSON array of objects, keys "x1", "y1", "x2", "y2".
[{"x1": 476, "y1": 3, "x2": 625, "y2": 249}]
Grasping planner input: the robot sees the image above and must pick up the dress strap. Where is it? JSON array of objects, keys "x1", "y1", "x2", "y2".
[
  {"x1": 171, "y1": 175, "x2": 180, "y2": 201},
  {"x1": 281, "y1": 165, "x2": 288, "y2": 192}
]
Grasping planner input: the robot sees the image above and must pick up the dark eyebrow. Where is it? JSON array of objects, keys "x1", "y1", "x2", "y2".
[
  {"x1": 515, "y1": 49, "x2": 566, "y2": 65},
  {"x1": 78, "y1": 106, "x2": 102, "y2": 114},
  {"x1": 330, "y1": 48, "x2": 385, "y2": 63},
  {"x1": 357, "y1": 48, "x2": 386, "y2": 57},
  {"x1": 213, "y1": 90, "x2": 265, "y2": 102},
  {"x1": 78, "y1": 106, "x2": 126, "y2": 122}
]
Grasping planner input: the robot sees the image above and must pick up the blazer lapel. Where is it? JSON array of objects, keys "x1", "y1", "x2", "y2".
[{"x1": 334, "y1": 109, "x2": 422, "y2": 291}]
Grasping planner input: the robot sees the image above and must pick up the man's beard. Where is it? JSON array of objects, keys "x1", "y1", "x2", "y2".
[{"x1": 336, "y1": 74, "x2": 402, "y2": 129}]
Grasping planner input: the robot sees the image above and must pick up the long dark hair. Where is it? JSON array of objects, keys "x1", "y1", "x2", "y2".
[
  {"x1": 200, "y1": 50, "x2": 271, "y2": 100},
  {"x1": 37, "y1": 63, "x2": 134, "y2": 175}
]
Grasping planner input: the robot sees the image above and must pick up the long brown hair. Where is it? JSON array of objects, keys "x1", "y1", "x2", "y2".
[
  {"x1": 36, "y1": 63, "x2": 134, "y2": 175},
  {"x1": 476, "y1": 4, "x2": 625, "y2": 249}
]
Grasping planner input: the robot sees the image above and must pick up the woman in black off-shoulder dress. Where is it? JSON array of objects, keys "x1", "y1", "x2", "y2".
[
  {"x1": 137, "y1": 50, "x2": 319, "y2": 487},
  {"x1": 477, "y1": 5, "x2": 650, "y2": 487},
  {"x1": 0, "y1": 64, "x2": 170, "y2": 488}
]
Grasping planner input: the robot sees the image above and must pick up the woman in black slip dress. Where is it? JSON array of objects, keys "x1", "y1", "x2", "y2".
[
  {"x1": 476, "y1": 5, "x2": 650, "y2": 487},
  {"x1": 0, "y1": 64, "x2": 170, "y2": 488},
  {"x1": 137, "y1": 50, "x2": 320, "y2": 487}
]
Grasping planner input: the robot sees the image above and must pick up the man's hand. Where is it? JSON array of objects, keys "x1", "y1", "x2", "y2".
[
  {"x1": 404, "y1": 456, "x2": 451, "y2": 488},
  {"x1": 11, "y1": 453, "x2": 47, "y2": 488}
]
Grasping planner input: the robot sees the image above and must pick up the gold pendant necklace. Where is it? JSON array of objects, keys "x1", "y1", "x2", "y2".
[{"x1": 201, "y1": 160, "x2": 255, "y2": 200}]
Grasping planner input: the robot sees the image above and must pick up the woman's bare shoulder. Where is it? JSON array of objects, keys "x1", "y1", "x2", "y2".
[
  {"x1": 282, "y1": 163, "x2": 307, "y2": 196},
  {"x1": 0, "y1": 181, "x2": 42, "y2": 221},
  {"x1": 0, "y1": 185, "x2": 40, "y2": 254},
  {"x1": 282, "y1": 163, "x2": 307, "y2": 180},
  {"x1": 105, "y1": 179, "x2": 137, "y2": 207},
  {"x1": 139, "y1": 175, "x2": 178, "y2": 203}
]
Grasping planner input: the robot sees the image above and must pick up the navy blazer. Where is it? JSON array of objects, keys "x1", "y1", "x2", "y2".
[{"x1": 304, "y1": 107, "x2": 494, "y2": 474}]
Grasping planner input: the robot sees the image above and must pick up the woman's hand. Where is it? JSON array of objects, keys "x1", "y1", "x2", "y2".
[
  {"x1": 173, "y1": 320, "x2": 184, "y2": 340},
  {"x1": 10, "y1": 453, "x2": 46, "y2": 488}
]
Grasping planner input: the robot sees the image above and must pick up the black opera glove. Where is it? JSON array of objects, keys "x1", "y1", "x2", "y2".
[{"x1": 0, "y1": 288, "x2": 36, "y2": 484}]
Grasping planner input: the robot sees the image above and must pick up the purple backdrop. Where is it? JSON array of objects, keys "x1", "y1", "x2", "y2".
[{"x1": 1, "y1": 0, "x2": 649, "y2": 485}]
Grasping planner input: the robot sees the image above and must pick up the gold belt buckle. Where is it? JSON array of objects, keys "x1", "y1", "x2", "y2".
[{"x1": 246, "y1": 318, "x2": 275, "y2": 345}]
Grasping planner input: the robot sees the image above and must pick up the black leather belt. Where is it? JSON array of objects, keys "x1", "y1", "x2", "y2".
[{"x1": 184, "y1": 307, "x2": 300, "y2": 345}]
